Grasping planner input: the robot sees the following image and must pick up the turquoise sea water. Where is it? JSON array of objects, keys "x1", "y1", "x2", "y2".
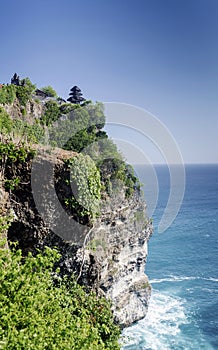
[{"x1": 121, "y1": 164, "x2": 218, "y2": 350}]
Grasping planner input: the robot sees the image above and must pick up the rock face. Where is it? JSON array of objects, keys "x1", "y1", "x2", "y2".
[
  {"x1": 1, "y1": 98, "x2": 43, "y2": 122},
  {"x1": 4, "y1": 149, "x2": 153, "y2": 328},
  {"x1": 88, "y1": 190, "x2": 152, "y2": 327},
  {"x1": 1, "y1": 92, "x2": 153, "y2": 327}
]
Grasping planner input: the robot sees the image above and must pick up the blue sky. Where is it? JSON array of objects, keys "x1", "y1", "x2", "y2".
[{"x1": 1, "y1": 0, "x2": 218, "y2": 164}]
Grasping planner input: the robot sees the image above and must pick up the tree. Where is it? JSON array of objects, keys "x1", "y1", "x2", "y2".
[
  {"x1": 67, "y1": 86, "x2": 85, "y2": 104},
  {"x1": 21, "y1": 77, "x2": 36, "y2": 93},
  {"x1": 41, "y1": 85, "x2": 57, "y2": 98},
  {"x1": 41, "y1": 100, "x2": 61, "y2": 126}
]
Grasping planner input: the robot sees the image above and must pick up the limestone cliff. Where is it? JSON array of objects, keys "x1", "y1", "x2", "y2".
[
  {"x1": 2, "y1": 148, "x2": 152, "y2": 328},
  {"x1": 1, "y1": 98, "x2": 43, "y2": 122},
  {"x1": 0, "y1": 89, "x2": 153, "y2": 328}
]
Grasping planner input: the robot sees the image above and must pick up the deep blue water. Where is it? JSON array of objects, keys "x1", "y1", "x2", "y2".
[{"x1": 121, "y1": 164, "x2": 218, "y2": 350}]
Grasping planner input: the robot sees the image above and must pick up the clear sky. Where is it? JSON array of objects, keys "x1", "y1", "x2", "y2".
[{"x1": 1, "y1": 0, "x2": 218, "y2": 164}]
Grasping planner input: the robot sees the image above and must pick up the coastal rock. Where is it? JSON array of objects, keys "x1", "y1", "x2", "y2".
[
  {"x1": 90, "y1": 191, "x2": 152, "y2": 327},
  {"x1": 1, "y1": 96, "x2": 153, "y2": 328},
  {"x1": 1, "y1": 98, "x2": 43, "y2": 122},
  {"x1": 5, "y1": 149, "x2": 152, "y2": 328}
]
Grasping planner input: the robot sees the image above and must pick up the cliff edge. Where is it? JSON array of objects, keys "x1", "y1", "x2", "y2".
[{"x1": 0, "y1": 78, "x2": 153, "y2": 328}]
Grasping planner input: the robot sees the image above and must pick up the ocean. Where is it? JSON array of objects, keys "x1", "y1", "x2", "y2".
[{"x1": 121, "y1": 164, "x2": 218, "y2": 350}]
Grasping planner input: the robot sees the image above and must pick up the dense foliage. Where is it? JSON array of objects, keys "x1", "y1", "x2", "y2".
[
  {"x1": 65, "y1": 154, "x2": 101, "y2": 219},
  {"x1": 0, "y1": 246, "x2": 120, "y2": 350},
  {"x1": 0, "y1": 140, "x2": 34, "y2": 191},
  {"x1": 0, "y1": 75, "x2": 146, "y2": 349},
  {"x1": 84, "y1": 138, "x2": 140, "y2": 197},
  {"x1": 20, "y1": 78, "x2": 36, "y2": 94},
  {"x1": 0, "y1": 77, "x2": 35, "y2": 106},
  {"x1": 0, "y1": 85, "x2": 16, "y2": 105},
  {"x1": 12, "y1": 119, "x2": 45, "y2": 144},
  {"x1": 0, "y1": 108, "x2": 45, "y2": 144},
  {"x1": 15, "y1": 86, "x2": 32, "y2": 107},
  {"x1": 41, "y1": 100, "x2": 61, "y2": 126},
  {"x1": 48, "y1": 102, "x2": 106, "y2": 151},
  {"x1": 0, "y1": 140, "x2": 32, "y2": 166},
  {"x1": 41, "y1": 85, "x2": 57, "y2": 98},
  {"x1": 0, "y1": 108, "x2": 12, "y2": 134},
  {"x1": 16, "y1": 78, "x2": 36, "y2": 107}
]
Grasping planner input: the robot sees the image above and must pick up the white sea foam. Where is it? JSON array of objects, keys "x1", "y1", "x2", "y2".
[
  {"x1": 121, "y1": 290, "x2": 188, "y2": 350},
  {"x1": 150, "y1": 275, "x2": 218, "y2": 284},
  {"x1": 207, "y1": 277, "x2": 218, "y2": 282},
  {"x1": 150, "y1": 276, "x2": 195, "y2": 284},
  {"x1": 120, "y1": 289, "x2": 215, "y2": 350}
]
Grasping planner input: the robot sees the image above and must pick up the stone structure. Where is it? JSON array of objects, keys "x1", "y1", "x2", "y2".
[{"x1": 11, "y1": 73, "x2": 21, "y2": 86}]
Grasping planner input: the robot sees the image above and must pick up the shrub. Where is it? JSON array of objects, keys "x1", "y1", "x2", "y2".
[
  {"x1": 84, "y1": 138, "x2": 140, "y2": 197},
  {"x1": 0, "y1": 113, "x2": 45, "y2": 144},
  {"x1": 15, "y1": 85, "x2": 32, "y2": 106},
  {"x1": 41, "y1": 100, "x2": 61, "y2": 126},
  {"x1": 0, "y1": 108, "x2": 12, "y2": 134},
  {"x1": 21, "y1": 77, "x2": 36, "y2": 94},
  {"x1": 0, "y1": 246, "x2": 120, "y2": 349},
  {"x1": 48, "y1": 102, "x2": 106, "y2": 152},
  {"x1": 0, "y1": 85, "x2": 16, "y2": 105},
  {"x1": 40, "y1": 85, "x2": 57, "y2": 98},
  {"x1": 59, "y1": 102, "x2": 77, "y2": 115},
  {"x1": 65, "y1": 154, "x2": 101, "y2": 219},
  {"x1": 0, "y1": 140, "x2": 35, "y2": 181},
  {"x1": 12, "y1": 119, "x2": 45, "y2": 143}
]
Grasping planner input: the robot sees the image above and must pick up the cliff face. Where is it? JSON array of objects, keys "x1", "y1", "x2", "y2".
[
  {"x1": 89, "y1": 190, "x2": 152, "y2": 327},
  {"x1": 0, "y1": 91, "x2": 153, "y2": 329},
  {"x1": 1, "y1": 98, "x2": 43, "y2": 122},
  {"x1": 4, "y1": 149, "x2": 152, "y2": 328}
]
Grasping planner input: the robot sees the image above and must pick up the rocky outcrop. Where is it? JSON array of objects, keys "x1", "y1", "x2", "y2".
[
  {"x1": 4, "y1": 148, "x2": 152, "y2": 328},
  {"x1": 26, "y1": 99, "x2": 44, "y2": 121},
  {"x1": 1, "y1": 98, "x2": 43, "y2": 122},
  {"x1": 81, "y1": 190, "x2": 152, "y2": 327}
]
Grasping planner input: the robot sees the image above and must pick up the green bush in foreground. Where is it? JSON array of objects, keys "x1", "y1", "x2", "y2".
[{"x1": 0, "y1": 246, "x2": 120, "y2": 350}]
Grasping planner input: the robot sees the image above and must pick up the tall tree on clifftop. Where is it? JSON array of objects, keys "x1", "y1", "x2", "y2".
[{"x1": 67, "y1": 86, "x2": 85, "y2": 104}]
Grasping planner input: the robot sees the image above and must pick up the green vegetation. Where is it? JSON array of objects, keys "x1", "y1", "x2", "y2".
[
  {"x1": 15, "y1": 85, "x2": 32, "y2": 106},
  {"x1": 0, "y1": 140, "x2": 34, "y2": 191},
  {"x1": 15, "y1": 78, "x2": 36, "y2": 106},
  {"x1": 0, "y1": 141, "x2": 32, "y2": 165},
  {"x1": 41, "y1": 85, "x2": 57, "y2": 98},
  {"x1": 0, "y1": 216, "x2": 12, "y2": 238},
  {"x1": 85, "y1": 138, "x2": 140, "y2": 197},
  {"x1": 0, "y1": 85, "x2": 16, "y2": 105},
  {"x1": 0, "y1": 77, "x2": 35, "y2": 106},
  {"x1": 0, "y1": 99, "x2": 45, "y2": 144},
  {"x1": 49, "y1": 102, "x2": 106, "y2": 152},
  {"x1": 65, "y1": 154, "x2": 101, "y2": 219},
  {"x1": 21, "y1": 77, "x2": 36, "y2": 94},
  {"x1": 0, "y1": 108, "x2": 12, "y2": 134},
  {"x1": 41, "y1": 100, "x2": 61, "y2": 126},
  {"x1": 100, "y1": 158, "x2": 140, "y2": 197},
  {"x1": 12, "y1": 119, "x2": 45, "y2": 143},
  {"x1": 0, "y1": 246, "x2": 120, "y2": 350},
  {"x1": 0, "y1": 109, "x2": 45, "y2": 144},
  {"x1": 46, "y1": 101, "x2": 139, "y2": 196},
  {"x1": 0, "y1": 75, "x2": 145, "y2": 349}
]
